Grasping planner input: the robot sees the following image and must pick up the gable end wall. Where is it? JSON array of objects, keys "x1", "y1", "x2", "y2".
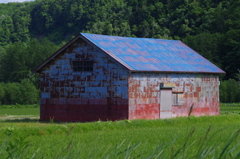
[{"x1": 39, "y1": 38, "x2": 129, "y2": 122}]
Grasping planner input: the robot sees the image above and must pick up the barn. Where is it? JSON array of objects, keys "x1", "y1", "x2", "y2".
[{"x1": 33, "y1": 33, "x2": 225, "y2": 122}]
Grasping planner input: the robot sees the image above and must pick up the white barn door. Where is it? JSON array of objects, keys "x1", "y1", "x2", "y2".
[{"x1": 160, "y1": 89, "x2": 172, "y2": 119}]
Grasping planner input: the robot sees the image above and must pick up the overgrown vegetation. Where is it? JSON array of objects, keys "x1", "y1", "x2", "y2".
[
  {"x1": 0, "y1": 115, "x2": 240, "y2": 158},
  {"x1": 0, "y1": 0, "x2": 240, "y2": 104},
  {"x1": 0, "y1": 79, "x2": 38, "y2": 105},
  {"x1": 219, "y1": 71, "x2": 240, "y2": 103},
  {"x1": 220, "y1": 80, "x2": 240, "y2": 103},
  {"x1": 0, "y1": 105, "x2": 239, "y2": 158}
]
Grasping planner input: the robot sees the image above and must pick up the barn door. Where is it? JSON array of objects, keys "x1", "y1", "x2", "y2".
[{"x1": 160, "y1": 89, "x2": 172, "y2": 119}]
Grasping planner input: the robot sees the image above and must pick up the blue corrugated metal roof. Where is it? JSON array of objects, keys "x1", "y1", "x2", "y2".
[{"x1": 81, "y1": 33, "x2": 225, "y2": 73}]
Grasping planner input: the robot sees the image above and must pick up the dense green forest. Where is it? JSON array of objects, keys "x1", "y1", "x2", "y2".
[{"x1": 0, "y1": 0, "x2": 240, "y2": 104}]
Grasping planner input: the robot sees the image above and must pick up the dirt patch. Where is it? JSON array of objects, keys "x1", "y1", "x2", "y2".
[{"x1": 0, "y1": 115, "x2": 39, "y2": 121}]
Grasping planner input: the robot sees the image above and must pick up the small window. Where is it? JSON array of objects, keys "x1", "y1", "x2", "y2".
[
  {"x1": 172, "y1": 93, "x2": 183, "y2": 106},
  {"x1": 72, "y1": 61, "x2": 93, "y2": 72}
]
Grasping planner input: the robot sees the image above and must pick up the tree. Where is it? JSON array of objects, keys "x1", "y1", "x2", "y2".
[
  {"x1": 19, "y1": 79, "x2": 39, "y2": 104},
  {"x1": 1, "y1": 39, "x2": 59, "y2": 83},
  {"x1": 1, "y1": 42, "x2": 28, "y2": 82},
  {"x1": 220, "y1": 79, "x2": 240, "y2": 103},
  {"x1": 0, "y1": 47, "x2": 6, "y2": 81},
  {"x1": 183, "y1": 32, "x2": 224, "y2": 67},
  {"x1": 222, "y1": 29, "x2": 240, "y2": 79},
  {"x1": 0, "y1": 83, "x2": 5, "y2": 104},
  {"x1": 11, "y1": 9, "x2": 31, "y2": 43},
  {"x1": 0, "y1": 16, "x2": 14, "y2": 45},
  {"x1": 4, "y1": 82, "x2": 21, "y2": 105}
]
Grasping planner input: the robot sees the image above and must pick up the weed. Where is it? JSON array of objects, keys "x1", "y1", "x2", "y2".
[
  {"x1": 50, "y1": 117, "x2": 54, "y2": 123},
  {"x1": 5, "y1": 127, "x2": 15, "y2": 136}
]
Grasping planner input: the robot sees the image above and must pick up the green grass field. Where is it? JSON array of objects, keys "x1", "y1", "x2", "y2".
[
  {"x1": 0, "y1": 115, "x2": 240, "y2": 158},
  {"x1": 220, "y1": 103, "x2": 240, "y2": 115},
  {"x1": 0, "y1": 108, "x2": 39, "y2": 116},
  {"x1": 0, "y1": 103, "x2": 238, "y2": 117},
  {"x1": 0, "y1": 104, "x2": 240, "y2": 158}
]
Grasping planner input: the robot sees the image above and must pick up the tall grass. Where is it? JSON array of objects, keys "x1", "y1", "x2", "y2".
[
  {"x1": 1, "y1": 127, "x2": 240, "y2": 158},
  {"x1": 0, "y1": 115, "x2": 240, "y2": 158}
]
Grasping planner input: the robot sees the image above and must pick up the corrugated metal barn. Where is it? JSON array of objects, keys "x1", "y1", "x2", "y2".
[{"x1": 33, "y1": 33, "x2": 225, "y2": 122}]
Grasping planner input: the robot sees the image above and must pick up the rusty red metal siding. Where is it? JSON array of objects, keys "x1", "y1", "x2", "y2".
[
  {"x1": 40, "y1": 38, "x2": 129, "y2": 122},
  {"x1": 128, "y1": 74, "x2": 160, "y2": 120},
  {"x1": 128, "y1": 73, "x2": 220, "y2": 120}
]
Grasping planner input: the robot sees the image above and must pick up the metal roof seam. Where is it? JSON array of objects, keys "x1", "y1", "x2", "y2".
[
  {"x1": 33, "y1": 32, "x2": 225, "y2": 74},
  {"x1": 80, "y1": 33, "x2": 134, "y2": 71}
]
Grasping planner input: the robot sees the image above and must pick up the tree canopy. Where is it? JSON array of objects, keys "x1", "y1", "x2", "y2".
[{"x1": 0, "y1": 0, "x2": 240, "y2": 103}]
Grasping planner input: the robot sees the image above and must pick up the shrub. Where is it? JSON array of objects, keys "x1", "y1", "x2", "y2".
[
  {"x1": 19, "y1": 79, "x2": 39, "y2": 104},
  {"x1": 0, "y1": 79, "x2": 39, "y2": 105},
  {"x1": 4, "y1": 82, "x2": 21, "y2": 105},
  {"x1": 220, "y1": 79, "x2": 240, "y2": 103},
  {"x1": 0, "y1": 83, "x2": 5, "y2": 105}
]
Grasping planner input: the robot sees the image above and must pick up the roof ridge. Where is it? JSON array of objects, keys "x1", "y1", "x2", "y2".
[{"x1": 33, "y1": 32, "x2": 225, "y2": 74}]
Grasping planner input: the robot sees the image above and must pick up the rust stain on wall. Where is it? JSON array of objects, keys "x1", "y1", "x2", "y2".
[{"x1": 128, "y1": 73, "x2": 220, "y2": 120}]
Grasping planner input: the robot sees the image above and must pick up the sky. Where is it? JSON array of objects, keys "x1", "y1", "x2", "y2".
[{"x1": 0, "y1": 0, "x2": 34, "y2": 3}]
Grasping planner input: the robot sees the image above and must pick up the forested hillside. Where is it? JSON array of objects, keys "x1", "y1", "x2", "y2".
[{"x1": 0, "y1": 0, "x2": 240, "y2": 104}]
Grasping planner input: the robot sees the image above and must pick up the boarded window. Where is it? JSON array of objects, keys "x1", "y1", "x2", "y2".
[
  {"x1": 172, "y1": 93, "x2": 183, "y2": 106},
  {"x1": 72, "y1": 61, "x2": 93, "y2": 72}
]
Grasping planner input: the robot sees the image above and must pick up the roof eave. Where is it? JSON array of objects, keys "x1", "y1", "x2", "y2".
[{"x1": 130, "y1": 70, "x2": 226, "y2": 74}]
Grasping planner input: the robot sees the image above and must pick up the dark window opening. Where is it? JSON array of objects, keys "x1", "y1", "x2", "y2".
[
  {"x1": 172, "y1": 93, "x2": 184, "y2": 106},
  {"x1": 72, "y1": 61, "x2": 93, "y2": 72}
]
